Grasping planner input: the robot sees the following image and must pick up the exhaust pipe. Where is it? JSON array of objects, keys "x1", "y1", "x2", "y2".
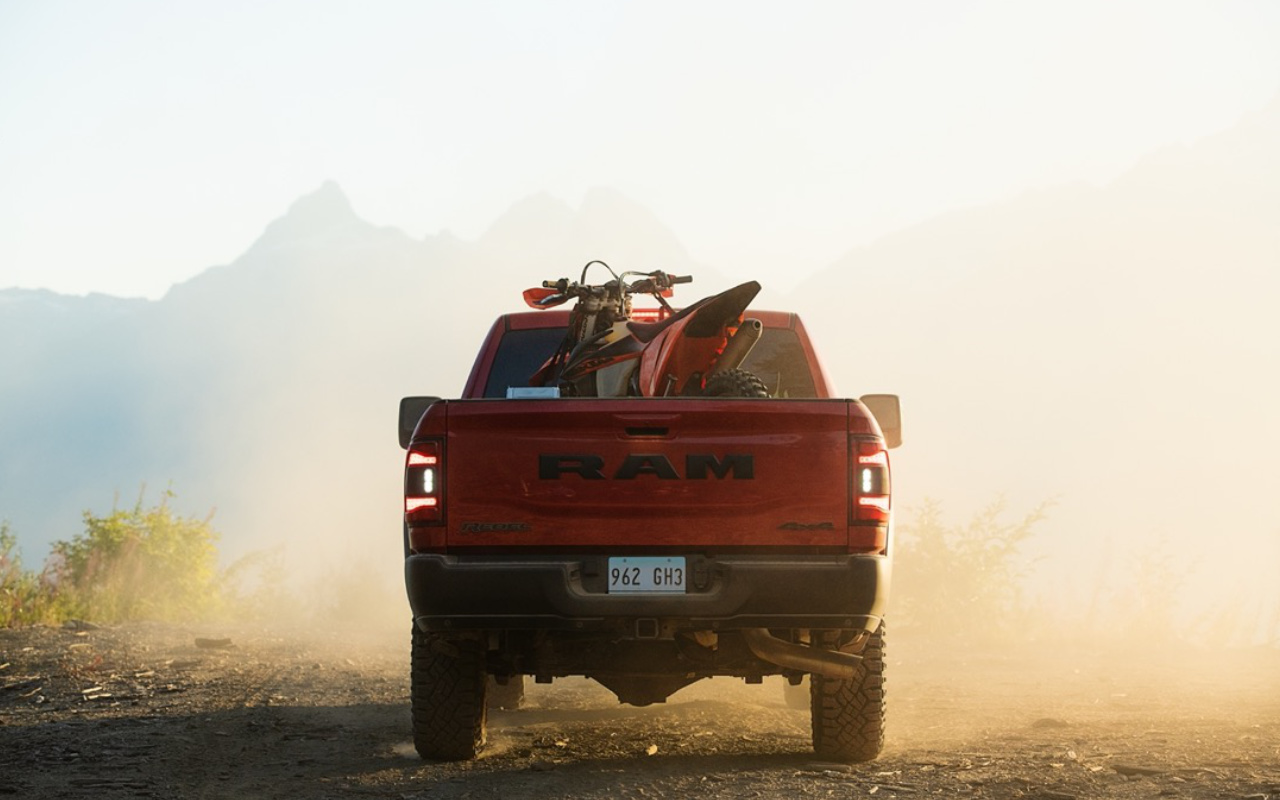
[
  {"x1": 711, "y1": 318, "x2": 763, "y2": 375},
  {"x1": 741, "y1": 629, "x2": 862, "y2": 680}
]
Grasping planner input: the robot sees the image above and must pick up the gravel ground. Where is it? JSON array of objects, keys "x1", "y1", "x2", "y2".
[{"x1": 1, "y1": 621, "x2": 1277, "y2": 799}]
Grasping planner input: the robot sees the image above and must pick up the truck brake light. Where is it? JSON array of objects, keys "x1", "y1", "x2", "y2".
[
  {"x1": 405, "y1": 440, "x2": 443, "y2": 524},
  {"x1": 407, "y1": 451, "x2": 438, "y2": 467},
  {"x1": 853, "y1": 439, "x2": 890, "y2": 524}
]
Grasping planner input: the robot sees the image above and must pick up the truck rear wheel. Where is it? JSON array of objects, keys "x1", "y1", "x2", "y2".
[
  {"x1": 810, "y1": 624, "x2": 886, "y2": 762},
  {"x1": 704, "y1": 368, "x2": 769, "y2": 398},
  {"x1": 411, "y1": 627, "x2": 487, "y2": 761}
]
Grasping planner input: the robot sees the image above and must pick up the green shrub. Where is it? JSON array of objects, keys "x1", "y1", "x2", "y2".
[
  {"x1": 0, "y1": 521, "x2": 65, "y2": 626},
  {"x1": 50, "y1": 492, "x2": 223, "y2": 623}
]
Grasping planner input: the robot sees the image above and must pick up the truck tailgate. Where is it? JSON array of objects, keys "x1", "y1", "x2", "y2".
[{"x1": 442, "y1": 399, "x2": 851, "y2": 550}]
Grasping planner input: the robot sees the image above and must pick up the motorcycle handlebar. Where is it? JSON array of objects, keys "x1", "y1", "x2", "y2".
[{"x1": 538, "y1": 270, "x2": 690, "y2": 297}]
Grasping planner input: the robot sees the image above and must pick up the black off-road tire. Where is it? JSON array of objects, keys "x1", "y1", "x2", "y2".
[
  {"x1": 487, "y1": 675, "x2": 526, "y2": 710},
  {"x1": 410, "y1": 627, "x2": 487, "y2": 761},
  {"x1": 704, "y1": 368, "x2": 770, "y2": 398},
  {"x1": 810, "y1": 624, "x2": 886, "y2": 763}
]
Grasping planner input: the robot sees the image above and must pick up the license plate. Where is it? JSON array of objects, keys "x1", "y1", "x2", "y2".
[{"x1": 607, "y1": 557, "x2": 686, "y2": 594}]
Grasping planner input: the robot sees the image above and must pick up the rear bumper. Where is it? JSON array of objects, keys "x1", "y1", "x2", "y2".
[{"x1": 406, "y1": 552, "x2": 889, "y2": 633}]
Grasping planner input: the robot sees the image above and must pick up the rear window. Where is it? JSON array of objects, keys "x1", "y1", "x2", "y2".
[
  {"x1": 483, "y1": 328, "x2": 567, "y2": 398},
  {"x1": 482, "y1": 326, "x2": 818, "y2": 398},
  {"x1": 740, "y1": 329, "x2": 818, "y2": 398}
]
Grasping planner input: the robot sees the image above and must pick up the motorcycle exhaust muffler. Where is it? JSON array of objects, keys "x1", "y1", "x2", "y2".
[
  {"x1": 741, "y1": 628, "x2": 862, "y2": 680},
  {"x1": 710, "y1": 318, "x2": 763, "y2": 375}
]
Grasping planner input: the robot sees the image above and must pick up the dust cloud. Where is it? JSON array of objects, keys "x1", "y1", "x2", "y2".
[
  {"x1": 790, "y1": 97, "x2": 1280, "y2": 661},
  {"x1": 202, "y1": 99, "x2": 1280, "y2": 669}
]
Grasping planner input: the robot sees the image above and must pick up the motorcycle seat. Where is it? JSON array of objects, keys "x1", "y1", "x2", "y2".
[
  {"x1": 625, "y1": 318, "x2": 674, "y2": 343},
  {"x1": 625, "y1": 302, "x2": 701, "y2": 343}
]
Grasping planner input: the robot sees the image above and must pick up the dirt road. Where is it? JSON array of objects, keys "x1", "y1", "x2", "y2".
[{"x1": 2, "y1": 621, "x2": 1277, "y2": 798}]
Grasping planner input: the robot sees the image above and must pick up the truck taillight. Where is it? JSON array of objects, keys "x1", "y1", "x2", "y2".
[
  {"x1": 405, "y1": 440, "x2": 443, "y2": 524},
  {"x1": 853, "y1": 439, "x2": 891, "y2": 524}
]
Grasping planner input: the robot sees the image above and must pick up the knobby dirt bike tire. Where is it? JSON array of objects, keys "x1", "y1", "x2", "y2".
[{"x1": 703, "y1": 368, "x2": 770, "y2": 398}]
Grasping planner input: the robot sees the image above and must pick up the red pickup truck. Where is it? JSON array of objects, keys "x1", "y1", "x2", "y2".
[{"x1": 398, "y1": 304, "x2": 901, "y2": 763}]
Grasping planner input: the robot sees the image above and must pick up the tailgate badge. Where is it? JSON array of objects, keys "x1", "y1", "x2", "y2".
[
  {"x1": 779, "y1": 521, "x2": 835, "y2": 531},
  {"x1": 460, "y1": 522, "x2": 531, "y2": 533}
]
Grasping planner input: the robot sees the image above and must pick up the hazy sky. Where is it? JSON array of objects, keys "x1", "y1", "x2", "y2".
[{"x1": 2, "y1": 0, "x2": 1278, "y2": 299}]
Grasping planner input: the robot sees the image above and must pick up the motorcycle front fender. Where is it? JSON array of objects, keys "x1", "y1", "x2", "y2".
[{"x1": 635, "y1": 281, "x2": 761, "y2": 396}]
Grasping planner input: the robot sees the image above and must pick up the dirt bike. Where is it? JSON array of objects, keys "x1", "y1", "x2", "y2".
[{"x1": 522, "y1": 260, "x2": 770, "y2": 398}]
